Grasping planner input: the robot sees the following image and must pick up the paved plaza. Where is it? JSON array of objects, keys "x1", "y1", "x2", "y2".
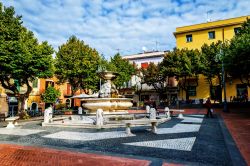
[{"x1": 0, "y1": 111, "x2": 247, "y2": 166}]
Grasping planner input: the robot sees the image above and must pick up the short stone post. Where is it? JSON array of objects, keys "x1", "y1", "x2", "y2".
[
  {"x1": 146, "y1": 105, "x2": 150, "y2": 114},
  {"x1": 164, "y1": 107, "x2": 170, "y2": 118},
  {"x1": 44, "y1": 107, "x2": 52, "y2": 123},
  {"x1": 78, "y1": 106, "x2": 83, "y2": 115},
  {"x1": 149, "y1": 108, "x2": 156, "y2": 120},
  {"x1": 96, "y1": 108, "x2": 104, "y2": 128},
  {"x1": 126, "y1": 123, "x2": 132, "y2": 135},
  {"x1": 151, "y1": 122, "x2": 157, "y2": 133}
]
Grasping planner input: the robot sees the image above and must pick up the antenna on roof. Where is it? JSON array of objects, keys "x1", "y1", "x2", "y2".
[
  {"x1": 206, "y1": 10, "x2": 213, "y2": 22},
  {"x1": 155, "y1": 41, "x2": 159, "y2": 51},
  {"x1": 142, "y1": 46, "x2": 147, "y2": 53}
]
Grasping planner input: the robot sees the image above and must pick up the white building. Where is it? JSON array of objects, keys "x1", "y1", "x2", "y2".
[{"x1": 122, "y1": 51, "x2": 170, "y2": 105}]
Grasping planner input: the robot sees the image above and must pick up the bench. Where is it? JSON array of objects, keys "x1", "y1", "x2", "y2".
[
  {"x1": 123, "y1": 119, "x2": 158, "y2": 135},
  {"x1": 5, "y1": 116, "x2": 19, "y2": 129},
  {"x1": 170, "y1": 109, "x2": 185, "y2": 118},
  {"x1": 0, "y1": 113, "x2": 6, "y2": 121}
]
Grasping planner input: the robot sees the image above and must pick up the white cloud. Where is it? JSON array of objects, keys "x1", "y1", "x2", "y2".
[{"x1": 2, "y1": 0, "x2": 250, "y2": 58}]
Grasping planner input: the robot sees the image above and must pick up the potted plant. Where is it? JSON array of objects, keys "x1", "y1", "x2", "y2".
[{"x1": 62, "y1": 108, "x2": 72, "y2": 115}]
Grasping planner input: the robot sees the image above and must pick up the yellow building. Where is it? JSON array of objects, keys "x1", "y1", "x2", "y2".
[
  {"x1": 0, "y1": 77, "x2": 82, "y2": 116},
  {"x1": 174, "y1": 15, "x2": 250, "y2": 102}
]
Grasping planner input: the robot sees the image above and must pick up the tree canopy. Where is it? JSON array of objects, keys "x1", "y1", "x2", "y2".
[
  {"x1": 109, "y1": 54, "x2": 135, "y2": 89},
  {"x1": 55, "y1": 36, "x2": 101, "y2": 94},
  {"x1": 0, "y1": 3, "x2": 54, "y2": 115},
  {"x1": 142, "y1": 62, "x2": 166, "y2": 98},
  {"x1": 225, "y1": 18, "x2": 250, "y2": 86},
  {"x1": 41, "y1": 86, "x2": 61, "y2": 103},
  {"x1": 200, "y1": 41, "x2": 223, "y2": 86},
  {"x1": 160, "y1": 49, "x2": 201, "y2": 99}
]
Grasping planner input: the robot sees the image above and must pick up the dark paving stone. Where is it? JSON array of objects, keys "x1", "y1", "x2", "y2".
[{"x1": 0, "y1": 115, "x2": 238, "y2": 165}]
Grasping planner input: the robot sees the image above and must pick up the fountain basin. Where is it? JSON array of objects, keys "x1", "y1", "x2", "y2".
[{"x1": 82, "y1": 98, "x2": 133, "y2": 113}]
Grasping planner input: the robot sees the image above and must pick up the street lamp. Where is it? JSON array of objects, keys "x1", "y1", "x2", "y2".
[{"x1": 216, "y1": 48, "x2": 229, "y2": 112}]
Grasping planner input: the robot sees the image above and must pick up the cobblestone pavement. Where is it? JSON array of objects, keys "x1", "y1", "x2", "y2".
[
  {"x1": 0, "y1": 114, "x2": 243, "y2": 166},
  {"x1": 0, "y1": 144, "x2": 151, "y2": 166},
  {"x1": 219, "y1": 109, "x2": 250, "y2": 166}
]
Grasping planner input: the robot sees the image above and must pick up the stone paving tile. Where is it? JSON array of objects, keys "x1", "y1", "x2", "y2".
[
  {"x1": 0, "y1": 114, "x2": 234, "y2": 165},
  {"x1": 0, "y1": 144, "x2": 151, "y2": 166},
  {"x1": 43, "y1": 130, "x2": 135, "y2": 141},
  {"x1": 124, "y1": 137, "x2": 196, "y2": 151},
  {"x1": 220, "y1": 109, "x2": 250, "y2": 166},
  {"x1": 0, "y1": 128, "x2": 45, "y2": 136}
]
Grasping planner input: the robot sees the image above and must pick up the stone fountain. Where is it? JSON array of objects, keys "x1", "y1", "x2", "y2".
[{"x1": 81, "y1": 71, "x2": 133, "y2": 114}]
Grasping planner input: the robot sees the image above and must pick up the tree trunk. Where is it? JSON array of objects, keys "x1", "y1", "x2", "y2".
[
  {"x1": 18, "y1": 95, "x2": 26, "y2": 112},
  {"x1": 17, "y1": 94, "x2": 29, "y2": 119},
  {"x1": 185, "y1": 90, "x2": 190, "y2": 101}
]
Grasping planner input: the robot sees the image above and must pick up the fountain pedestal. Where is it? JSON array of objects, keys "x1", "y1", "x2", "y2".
[{"x1": 81, "y1": 71, "x2": 133, "y2": 114}]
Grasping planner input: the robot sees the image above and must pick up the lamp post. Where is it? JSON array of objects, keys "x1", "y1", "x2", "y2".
[{"x1": 217, "y1": 49, "x2": 229, "y2": 113}]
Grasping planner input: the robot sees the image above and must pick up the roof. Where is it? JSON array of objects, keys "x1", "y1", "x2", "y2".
[
  {"x1": 174, "y1": 15, "x2": 249, "y2": 36},
  {"x1": 122, "y1": 51, "x2": 169, "y2": 60}
]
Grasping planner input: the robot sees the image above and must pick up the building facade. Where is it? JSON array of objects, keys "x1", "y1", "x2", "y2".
[
  {"x1": 0, "y1": 77, "x2": 82, "y2": 116},
  {"x1": 174, "y1": 15, "x2": 250, "y2": 102},
  {"x1": 122, "y1": 51, "x2": 177, "y2": 105}
]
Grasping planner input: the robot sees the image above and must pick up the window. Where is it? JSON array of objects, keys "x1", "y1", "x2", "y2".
[
  {"x1": 187, "y1": 86, "x2": 196, "y2": 96},
  {"x1": 32, "y1": 78, "x2": 38, "y2": 88},
  {"x1": 66, "y1": 83, "x2": 71, "y2": 95},
  {"x1": 210, "y1": 85, "x2": 222, "y2": 101},
  {"x1": 186, "y1": 34, "x2": 192, "y2": 42},
  {"x1": 141, "y1": 62, "x2": 149, "y2": 69},
  {"x1": 208, "y1": 31, "x2": 215, "y2": 39},
  {"x1": 45, "y1": 81, "x2": 54, "y2": 89},
  {"x1": 66, "y1": 99, "x2": 71, "y2": 108},
  {"x1": 236, "y1": 84, "x2": 247, "y2": 98},
  {"x1": 234, "y1": 27, "x2": 241, "y2": 35}
]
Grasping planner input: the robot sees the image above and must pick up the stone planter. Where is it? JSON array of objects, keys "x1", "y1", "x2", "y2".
[{"x1": 64, "y1": 111, "x2": 72, "y2": 115}]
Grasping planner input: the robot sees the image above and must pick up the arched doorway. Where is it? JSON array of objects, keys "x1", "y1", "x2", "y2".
[
  {"x1": 30, "y1": 102, "x2": 38, "y2": 111},
  {"x1": 66, "y1": 99, "x2": 71, "y2": 108}
]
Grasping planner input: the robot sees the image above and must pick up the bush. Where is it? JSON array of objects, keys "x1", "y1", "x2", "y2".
[{"x1": 55, "y1": 103, "x2": 67, "y2": 110}]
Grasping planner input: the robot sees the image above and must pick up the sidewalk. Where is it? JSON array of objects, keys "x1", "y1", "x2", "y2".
[
  {"x1": 0, "y1": 144, "x2": 151, "y2": 166},
  {"x1": 0, "y1": 107, "x2": 248, "y2": 166},
  {"x1": 219, "y1": 108, "x2": 250, "y2": 166}
]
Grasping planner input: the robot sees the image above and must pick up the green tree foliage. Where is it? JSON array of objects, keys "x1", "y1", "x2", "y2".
[
  {"x1": 0, "y1": 3, "x2": 54, "y2": 116},
  {"x1": 142, "y1": 62, "x2": 166, "y2": 98},
  {"x1": 109, "y1": 53, "x2": 135, "y2": 89},
  {"x1": 160, "y1": 49, "x2": 201, "y2": 100},
  {"x1": 55, "y1": 36, "x2": 101, "y2": 94},
  {"x1": 41, "y1": 86, "x2": 61, "y2": 103},
  {"x1": 225, "y1": 18, "x2": 250, "y2": 86},
  {"x1": 200, "y1": 41, "x2": 223, "y2": 86}
]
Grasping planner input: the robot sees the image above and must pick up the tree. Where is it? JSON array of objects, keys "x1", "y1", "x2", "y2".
[
  {"x1": 160, "y1": 49, "x2": 201, "y2": 100},
  {"x1": 41, "y1": 86, "x2": 61, "y2": 103},
  {"x1": 201, "y1": 41, "x2": 222, "y2": 85},
  {"x1": 142, "y1": 62, "x2": 166, "y2": 99},
  {"x1": 55, "y1": 36, "x2": 101, "y2": 94},
  {"x1": 109, "y1": 53, "x2": 135, "y2": 89},
  {"x1": 0, "y1": 3, "x2": 54, "y2": 117},
  {"x1": 225, "y1": 18, "x2": 250, "y2": 86}
]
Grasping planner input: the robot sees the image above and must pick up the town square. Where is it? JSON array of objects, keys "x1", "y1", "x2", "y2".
[{"x1": 0, "y1": 0, "x2": 249, "y2": 166}]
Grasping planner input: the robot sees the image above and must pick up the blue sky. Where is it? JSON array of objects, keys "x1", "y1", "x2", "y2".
[{"x1": 2, "y1": 0, "x2": 250, "y2": 58}]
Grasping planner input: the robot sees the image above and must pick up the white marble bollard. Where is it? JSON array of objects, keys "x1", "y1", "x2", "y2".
[
  {"x1": 149, "y1": 108, "x2": 156, "y2": 119},
  {"x1": 146, "y1": 105, "x2": 150, "y2": 114},
  {"x1": 44, "y1": 107, "x2": 52, "y2": 123},
  {"x1": 164, "y1": 107, "x2": 170, "y2": 118},
  {"x1": 78, "y1": 107, "x2": 83, "y2": 115},
  {"x1": 96, "y1": 108, "x2": 104, "y2": 127}
]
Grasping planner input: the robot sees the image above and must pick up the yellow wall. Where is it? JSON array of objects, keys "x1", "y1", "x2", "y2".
[
  {"x1": 175, "y1": 16, "x2": 249, "y2": 50},
  {"x1": 174, "y1": 15, "x2": 250, "y2": 101}
]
